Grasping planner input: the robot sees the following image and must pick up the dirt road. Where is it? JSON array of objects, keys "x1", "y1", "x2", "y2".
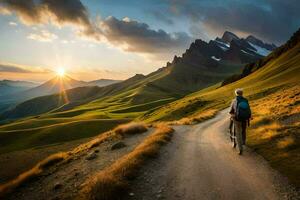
[{"x1": 129, "y1": 110, "x2": 298, "y2": 200}]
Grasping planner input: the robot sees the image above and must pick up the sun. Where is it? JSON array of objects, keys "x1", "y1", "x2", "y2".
[{"x1": 57, "y1": 68, "x2": 65, "y2": 77}]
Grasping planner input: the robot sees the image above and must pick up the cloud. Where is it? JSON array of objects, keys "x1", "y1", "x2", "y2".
[
  {"x1": 167, "y1": 0, "x2": 300, "y2": 44},
  {"x1": 0, "y1": 63, "x2": 50, "y2": 74},
  {"x1": 9, "y1": 21, "x2": 17, "y2": 26},
  {"x1": 0, "y1": 0, "x2": 191, "y2": 57},
  {"x1": 96, "y1": 16, "x2": 191, "y2": 54},
  {"x1": 0, "y1": 64, "x2": 31, "y2": 73},
  {"x1": 0, "y1": 6, "x2": 11, "y2": 15},
  {"x1": 27, "y1": 30, "x2": 58, "y2": 42}
]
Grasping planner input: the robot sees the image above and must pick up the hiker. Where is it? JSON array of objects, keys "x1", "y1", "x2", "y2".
[{"x1": 229, "y1": 88, "x2": 251, "y2": 155}]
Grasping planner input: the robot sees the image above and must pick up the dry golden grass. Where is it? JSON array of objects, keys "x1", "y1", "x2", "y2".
[
  {"x1": 78, "y1": 124, "x2": 174, "y2": 200},
  {"x1": 253, "y1": 122, "x2": 282, "y2": 140},
  {"x1": 169, "y1": 109, "x2": 218, "y2": 125},
  {"x1": 277, "y1": 136, "x2": 295, "y2": 149},
  {"x1": 114, "y1": 122, "x2": 148, "y2": 136},
  {"x1": 0, "y1": 122, "x2": 148, "y2": 198},
  {"x1": 0, "y1": 152, "x2": 67, "y2": 198},
  {"x1": 247, "y1": 85, "x2": 300, "y2": 187}
]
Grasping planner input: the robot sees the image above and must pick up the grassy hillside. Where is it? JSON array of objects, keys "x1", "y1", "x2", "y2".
[
  {"x1": 0, "y1": 71, "x2": 172, "y2": 153},
  {"x1": 247, "y1": 85, "x2": 300, "y2": 187}
]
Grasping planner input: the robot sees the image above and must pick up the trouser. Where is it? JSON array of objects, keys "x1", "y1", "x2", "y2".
[
  {"x1": 229, "y1": 119, "x2": 233, "y2": 134},
  {"x1": 233, "y1": 120, "x2": 247, "y2": 151}
]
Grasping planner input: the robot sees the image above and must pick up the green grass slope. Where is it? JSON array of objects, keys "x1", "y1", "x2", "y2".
[{"x1": 0, "y1": 118, "x2": 129, "y2": 154}]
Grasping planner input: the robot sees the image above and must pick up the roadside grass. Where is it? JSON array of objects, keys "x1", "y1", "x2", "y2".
[
  {"x1": 0, "y1": 122, "x2": 148, "y2": 198},
  {"x1": 0, "y1": 152, "x2": 67, "y2": 198},
  {"x1": 78, "y1": 124, "x2": 174, "y2": 200},
  {"x1": 247, "y1": 85, "x2": 300, "y2": 187},
  {"x1": 114, "y1": 122, "x2": 148, "y2": 135}
]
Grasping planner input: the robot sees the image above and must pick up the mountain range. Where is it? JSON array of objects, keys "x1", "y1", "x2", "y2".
[
  {"x1": 0, "y1": 31, "x2": 275, "y2": 120},
  {"x1": 0, "y1": 77, "x2": 121, "y2": 112},
  {"x1": 0, "y1": 80, "x2": 38, "y2": 96}
]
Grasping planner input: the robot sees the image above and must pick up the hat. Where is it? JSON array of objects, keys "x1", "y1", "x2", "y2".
[{"x1": 235, "y1": 88, "x2": 243, "y2": 96}]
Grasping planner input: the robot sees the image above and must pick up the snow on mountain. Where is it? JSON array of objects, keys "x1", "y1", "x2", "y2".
[
  {"x1": 211, "y1": 56, "x2": 221, "y2": 61},
  {"x1": 213, "y1": 31, "x2": 276, "y2": 57},
  {"x1": 215, "y1": 40, "x2": 230, "y2": 51},
  {"x1": 241, "y1": 49, "x2": 255, "y2": 56},
  {"x1": 248, "y1": 42, "x2": 271, "y2": 56}
]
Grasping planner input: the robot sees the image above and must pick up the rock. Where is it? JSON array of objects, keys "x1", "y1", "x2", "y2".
[
  {"x1": 111, "y1": 142, "x2": 126, "y2": 150},
  {"x1": 53, "y1": 183, "x2": 62, "y2": 190},
  {"x1": 86, "y1": 152, "x2": 97, "y2": 160},
  {"x1": 129, "y1": 192, "x2": 135, "y2": 196}
]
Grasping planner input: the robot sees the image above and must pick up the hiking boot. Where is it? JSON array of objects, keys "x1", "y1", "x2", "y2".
[
  {"x1": 238, "y1": 150, "x2": 243, "y2": 155},
  {"x1": 232, "y1": 141, "x2": 236, "y2": 148}
]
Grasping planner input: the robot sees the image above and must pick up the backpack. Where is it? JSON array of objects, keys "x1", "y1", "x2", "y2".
[{"x1": 235, "y1": 97, "x2": 251, "y2": 121}]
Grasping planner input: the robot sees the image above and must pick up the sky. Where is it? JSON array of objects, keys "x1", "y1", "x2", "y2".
[{"x1": 0, "y1": 0, "x2": 299, "y2": 83}]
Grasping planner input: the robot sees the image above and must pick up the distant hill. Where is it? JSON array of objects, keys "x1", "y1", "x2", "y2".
[
  {"x1": 19, "y1": 76, "x2": 87, "y2": 98},
  {"x1": 6, "y1": 77, "x2": 121, "y2": 100},
  {"x1": 0, "y1": 80, "x2": 38, "y2": 96},
  {"x1": 87, "y1": 79, "x2": 122, "y2": 87},
  {"x1": 1, "y1": 31, "x2": 274, "y2": 120},
  {"x1": 0, "y1": 77, "x2": 120, "y2": 112},
  {"x1": 0, "y1": 80, "x2": 38, "y2": 112}
]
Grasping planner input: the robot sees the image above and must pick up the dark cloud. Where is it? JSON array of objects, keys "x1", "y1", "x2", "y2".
[
  {"x1": 0, "y1": 63, "x2": 32, "y2": 73},
  {"x1": 97, "y1": 16, "x2": 191, "y2": 54},
  {"x1": 0, "y1": 63, "x2": 51, "y2": 74},
  {"x1": 0, "y1": 0, "x2": 40, "y2": 24},
  {"x1": 148, "y1": 10, "x2": 174, "y2": 25},
  {"x1": 167, "y1": 0, "x2": 300, "y2": 44},
  {"x1": 0, "y1": 0, "x2": 98, "y2": 37}
]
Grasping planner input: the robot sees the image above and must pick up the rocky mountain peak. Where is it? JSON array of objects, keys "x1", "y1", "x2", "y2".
[
  {"x1": 222, "y1": 31, "x2": 239, "y2": 43},
  {"x1": 246, "y1": 35, "x2": 277, "y2": 51}
]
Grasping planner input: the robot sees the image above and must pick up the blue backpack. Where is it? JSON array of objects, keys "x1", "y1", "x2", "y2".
[{"x1": 236, "y1": 97, "x2": 251, "y2": 121}]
